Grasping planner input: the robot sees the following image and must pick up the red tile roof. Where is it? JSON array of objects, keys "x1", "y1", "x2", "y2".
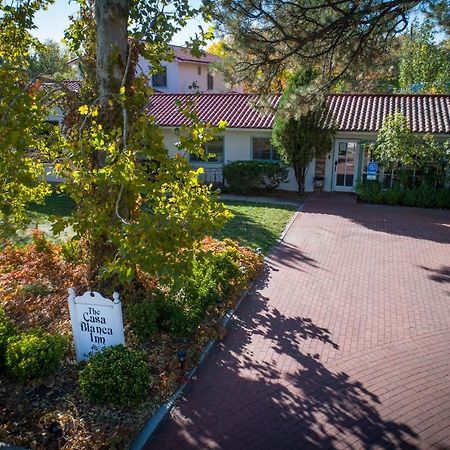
[
  {"x1": 61, "y1": 80, "x2": 81, "y2": 93},
  {"x1": 326, "y1": 94, "x2": 450, "y2": 134},
  {"x1": 148, "y1": 93, "x2": 281, "y2": 129},
  {"x1": 148, "y1": 93, "x2": 450, "y2": 134}
]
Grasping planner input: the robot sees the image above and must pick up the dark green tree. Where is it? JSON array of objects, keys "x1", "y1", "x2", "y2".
[
  {"x1": 28, "y1": 39, "x2": 76, "y2": 81},
  {"x1": 398, "y1": 22, "x2": 450, "y2": 93},
  {"x1": 212, "y1": 0, "x2": 447, "y2": 109},
  {"x1": 272, "y1": 70, "x2": 334, "y2": 195}
]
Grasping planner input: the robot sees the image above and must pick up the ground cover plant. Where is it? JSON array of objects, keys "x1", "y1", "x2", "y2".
[{"x1": 0, "y1": 232, "x2": 263, "y2": 449}]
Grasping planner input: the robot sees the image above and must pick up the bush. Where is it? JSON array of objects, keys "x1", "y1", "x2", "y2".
[
  {"x1": 0, "y1": 307, "x2": 16, "y2": 367},
  {"x1": 127, "y1": 300, "x2": 159, "y2": 339},
  {"x1": 200, "y1": 250, "x2": 242, "y2": 300},
  {"x1": 223, "y1": 161, "x2": 288, "y2": 194},
  {"x1": 356, "y1": 180, "x2": 450, "y2": 209},
  {"x1": 79, "y1": 345, "x2": 151, "y2": 406},
  {"x1": 154, "y1": 289, "x2": 206, "y2": 336},
  {"x1": 5, "y1": 329, "x2": 67, "y2": 379},
  {"x1": 436, "y1": 188, "x2": 450, "y2": 208},
  {"x1": 61, "y1": 239, "x2": 82, "y2": 263},
  {"x1": 154, "y1": 249, "x2": 243, "y2": 336}
]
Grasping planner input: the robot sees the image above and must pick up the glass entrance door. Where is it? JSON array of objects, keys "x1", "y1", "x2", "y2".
[{"x1": 333, "y1": 140, "x2": 358, "y2": 192}]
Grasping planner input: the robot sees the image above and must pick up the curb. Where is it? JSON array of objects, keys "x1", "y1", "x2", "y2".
[{"x1": 130, "y1": 201, "x2": 305, "y2": 450}]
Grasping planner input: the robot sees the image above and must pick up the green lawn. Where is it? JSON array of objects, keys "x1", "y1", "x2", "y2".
[
  {"x1": 13, "y1": 193, "x2": 74, "y2": 244},
  {"x1": 19, "y1": 195, "x2": 297, "y2": 254},
  {"x1": 217, "y1": 201, "x2": 297, "y2": 254}
]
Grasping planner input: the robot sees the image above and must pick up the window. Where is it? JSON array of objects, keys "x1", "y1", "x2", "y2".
[
  {"x1": 207, "y1": 72, "x2": 214, "y2": 90},
  {"x1": 191, "y1": 137, "x2": 224, "y2": 163},
  {"x1": 152, "y1": 67, "x2": 167, "y2": 87},
  {"x1": 197, "y1": 66, "x2": 202, "y2": 75},
  {"x1": 252, "y1": 137, "x2": 279, "y2": 161}
]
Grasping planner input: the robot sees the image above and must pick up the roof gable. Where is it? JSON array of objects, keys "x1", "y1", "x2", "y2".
[{"x1": 171, "y1": 45, "x2": 222, "y2": 65}]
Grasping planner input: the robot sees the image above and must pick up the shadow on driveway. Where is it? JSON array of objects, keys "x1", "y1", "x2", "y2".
[{"x1": 147, "y1": 271, "x2": 418, "y2": 450}]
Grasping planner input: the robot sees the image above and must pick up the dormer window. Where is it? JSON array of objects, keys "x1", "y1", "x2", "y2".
[
  {"x1": 152, "y1": 67, "x2": 167, "y2": 87},
  {"x1": 207, "y1": 72, "x2": 214, "y2": 90}
]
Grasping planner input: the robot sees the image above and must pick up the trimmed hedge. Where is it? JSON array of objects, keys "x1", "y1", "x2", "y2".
[
  {"x1": 356, "y1": 181, "x2": 450, "y2": 209},
  {"x1": 223, "y1": 160, "x2": 288, "y2": 194}
]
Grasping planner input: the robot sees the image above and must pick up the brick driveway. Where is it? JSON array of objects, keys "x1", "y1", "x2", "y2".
[{"x1": 147, "y1": 194, "x2": 450, "y2": 449}]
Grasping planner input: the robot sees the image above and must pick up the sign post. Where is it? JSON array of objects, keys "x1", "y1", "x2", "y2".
[
  {"x1": 367, "y1": 161, "x2": 378, "y2": 181},
  {"x1": 68, "y1": 288, "x2": 125, "y2": 361}
]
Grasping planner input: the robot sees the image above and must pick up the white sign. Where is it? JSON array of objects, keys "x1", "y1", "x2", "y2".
[{"x1": 68, "y1": 288, "x2": 125, "y2": 361}]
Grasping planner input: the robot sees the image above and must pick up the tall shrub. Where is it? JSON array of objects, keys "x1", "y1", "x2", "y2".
[{"x1": 272, "y1": 70, "x2": 334, "y2": 196}]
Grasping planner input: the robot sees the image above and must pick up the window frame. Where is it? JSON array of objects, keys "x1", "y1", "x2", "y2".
[
  {"x1": 251, "y1": 136, "x2": 279, "y2": 161},
  {"x1": 207, "y1": 72, "x2": 214, "y2": 91},
  {"x1": 190, "y1": 136, "x2": 225, "y2": 164},
  {"x1": 152, "y1": 67, "x2": 167, "y2": 88}
]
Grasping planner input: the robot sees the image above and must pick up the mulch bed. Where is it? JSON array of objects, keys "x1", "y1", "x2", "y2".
[{"x1": 0, "y1": 235, "x2": 263, "y2": 449}]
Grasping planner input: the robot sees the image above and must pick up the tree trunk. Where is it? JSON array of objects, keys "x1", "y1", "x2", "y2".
[
  {"x1": 294, "y1": 164, "x2": 307, "y2": 198},
  {"x1": 95, "y1": 0, "x2": 128, "y2": 106},
  {"x1": 89, "y1": 0, "x2": 130, "y2": 286}
]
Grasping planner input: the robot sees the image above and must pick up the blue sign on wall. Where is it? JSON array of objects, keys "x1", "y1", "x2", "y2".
[{"x1": 367, "y1": 161, "x2": 378, "y2": 180}]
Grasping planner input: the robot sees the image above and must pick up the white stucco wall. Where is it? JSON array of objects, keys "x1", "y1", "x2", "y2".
[
  {"x1": 177, "y1": 62, "x2": 227, "y2": 92},
  {"x1": 161, "y1": 128, "x2": 316, "y2": 192},
  {"x1": 138, "y1": 56, "x2": 228, "y2": 93},
  {"x1": 138, "y1": 58, "x2": 180, "y2": 92}
]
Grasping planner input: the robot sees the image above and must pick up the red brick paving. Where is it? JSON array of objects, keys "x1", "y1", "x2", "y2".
[{"x1": 146, "y1": 194, "x2": 450, "y2": 449}]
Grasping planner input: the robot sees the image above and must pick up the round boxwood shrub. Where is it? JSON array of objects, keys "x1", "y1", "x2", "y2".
[
  {"x1": 79, "y1": 345, "x2": 151, "y2": 406},
  {"x1": 5, "y1": 329, "x2": 67, "y2": 379},
  {"x1": 0, "y1": 307, "x2": 16, "y2": 367}
]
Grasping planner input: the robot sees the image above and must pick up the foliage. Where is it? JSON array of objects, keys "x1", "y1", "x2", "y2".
[
  {"x1": 0, "y1": 1, "x2": 54, "y2": 241},
  {"x1": 424, "y1": 0, "x2": 450, "y2": 34},
  {"x1": 356, "y1": 180, "x2": 450, "y2": 208},
  {"x1": 0, "y1": 306, "x2": 16, "y2": 367},
  {"x1": 371, "y1": 113, "x2": 450, "y2": 188},
  {"x1": 371, "y1": 113, "x2": 422, "y2": 172},
  {"x1": 127, "y1": 299, "x2": 159, "y2": 338},
  {"x1": 28, "y1": 39, "x2": 77, "y2": 81},
  {"x1": 60, "y1": 239, "x2": 83, "y2": 263},
  {"x1": 5, "y1": 329, "x2": 67, "y2": 379},
  {"x1": 272, "y1": 71, "x2": 334, "y2": 194},
  {"x1": 211, "y1": 0, "x2": 433, "y2": 106},
  {"x1": 140, "y1": 240, "x2": 257, "y2": 337},
  {"x1": 0, "y1": 232, "x2": 89, "y2": 334},
  {"x1": 207, "y1": 39, "x2": 230, "y2": 58},
  {"x1": 78, "y1": 345, "x2": 151, "y2": 406},
  {"x1": 2, "y1": 0, "x2": 231, "y2": 286},
  {"x1": 398, "y1": 22, "x2": 450, "y2": 93},
  {"x1": 0, "y1": 235, "x2": 263, "y2": 449},
  {"x1": 223, "y1": 160, "x2": 289, "y2": 194},
  {"x1": 51, "y1": 1, "x2": 231, "y2": 285}
]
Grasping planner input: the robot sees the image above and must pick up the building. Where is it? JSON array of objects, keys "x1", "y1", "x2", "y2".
[
  {"x1": 148, "y1": 93, "x2": 450, "y2": 192},
  {"x1": 139, "y1": 45, "x2": 232, "y2": 93},
  {"x1": 68, "y1": 45, "x2": 233, "y2": 93}
]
